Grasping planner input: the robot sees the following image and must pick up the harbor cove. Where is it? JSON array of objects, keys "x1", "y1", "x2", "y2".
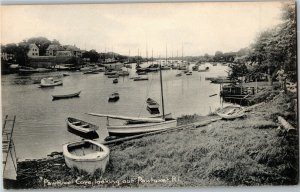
[
  {"x1": 2, "y1": 62, "x2": 228, "y2": 160},
  {"x1": 1, "y1": 1, "x2": 298, "y2": 189}
]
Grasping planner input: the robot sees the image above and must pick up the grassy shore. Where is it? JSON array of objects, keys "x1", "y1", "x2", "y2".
[{"x1": 15, "y1": 92, "x2": 298, "y2": 189}]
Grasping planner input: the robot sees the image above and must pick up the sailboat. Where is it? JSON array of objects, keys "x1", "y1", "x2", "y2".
[{"x1": 87, "y1": 61, "x2": 177, "y2": 137}]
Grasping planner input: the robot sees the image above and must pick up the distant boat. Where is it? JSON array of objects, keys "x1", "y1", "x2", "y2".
[
  {"x1": 63, "y1": 140, "x2": 109, "y2": 174},
  {"x1": 176, "y1": 73, "x2": 182, "y2": 77},
  {"x1": 83, "y1": 70, "x2": 99, "y2": 74},
  {"x1": 104, "y1": 70, "x2": 117, "y2": 75},
  {"x1": 118, "y1": 71, "x2": 130, "y2": 76},
  {"x1": 63, "y1": 73, "x2": 70, "y2": 76},
  {"x1": 161, "y1": 65, "x2": 171, "y2": 70},
  {"x1": 133, "y1": 76, "x2": 149, "y2": 81},
  {"x1": 192, "y1": 65, "x2": 199, "y2": 71},
  {"x1": 186, "y1": 71, "x2": 192, "y2": 75},
  {"x1": 113, "y1": 78, "x2": 118, "y2": 84},
  {"x1": 108, "y1": 92, "x2": 119, "y2": 102},
  {"x1": 137, "y1": 71, "x2": 147, "y2": 75},
  {"x1": 40, "y1": 78, "x2": 63, "y2": 87},
  {"x1": 146, "y1": 98, "x2": 160, "y2": 114},
  {"x1": 108, "y1": 74, "x2": 119, "y2": 78},
  {"x1": 198, "y1": 67, "x2": 209, "y2": 72},
  {"x1": 88, "y1": 64, "x2": 177, "y2": 137},
  {"x1": 52, "y1": 90, "x2": 81, "y2": 100},
  {"x1": 216, "y1": 105, "x2": 245, "y2": 119},
  {"x1": 19, "y1": 67, "x2": 51, "y2": 74}
]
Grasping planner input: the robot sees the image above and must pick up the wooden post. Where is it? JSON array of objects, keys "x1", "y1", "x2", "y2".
[{"x1": 255, "y1": 78, "x2": 258, "y2": 93}]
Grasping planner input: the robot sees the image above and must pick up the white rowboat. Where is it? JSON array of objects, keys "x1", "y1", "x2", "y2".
[{"x1": 63, "y1": 140, "x2": 109, "y2": 174}]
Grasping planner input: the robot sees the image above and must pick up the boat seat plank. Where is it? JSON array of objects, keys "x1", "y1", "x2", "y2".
[
  {"x1": 72, "y1": 122, "x2": 81, "y2": 125},
  {"x1": 81, "y1": 124, "x2": 90, "y2": 128}
]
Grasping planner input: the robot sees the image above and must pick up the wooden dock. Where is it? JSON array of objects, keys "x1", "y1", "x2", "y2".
[{"x1": 2, "y1": 115, "x2": 17, "y2": 181}]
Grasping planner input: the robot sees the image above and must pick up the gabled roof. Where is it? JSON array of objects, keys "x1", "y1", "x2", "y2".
[
  {"x1": 29, "y1": 44, "x2": 39, "y2": 49},
  {"x1": 46, "y1": 44, "x2": 62, "y2": 51}
]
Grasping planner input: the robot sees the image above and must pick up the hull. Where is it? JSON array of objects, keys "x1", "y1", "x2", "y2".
[
  {"x1": 107, "y1": 119, "x2": 177, "y2": 136},
  {"x1": 52, "y1": 91, "x2": 81, "y2": 99},
  {"x1": 40, "y1": 80, "x2": 63, "y2": 87},
  {"x1": 66, "y1": 117, "x2": 98, "y2": 133},
  {"x1": 63, "y1": 140, "x2": 109, "y2": 174},
  {"x1": 216, "y1": 106, "x2": 245, "y2": 119}
]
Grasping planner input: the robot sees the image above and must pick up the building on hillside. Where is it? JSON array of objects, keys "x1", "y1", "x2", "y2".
[
  {"x1": 27, "y1": 44, "x2": 39, "y2": 57},
  {"x1": 56, "y1": 51, "x2": 73, "y2": 57},
  {"x1": 1, "y1": 52, "x2": 15, "y2": 61},
  {"x1": 46, "y1": 44, "x2": 63, "y2": 56},
  {"x1": 65, "y1": 45, "x2": 82, "y2": 57}
]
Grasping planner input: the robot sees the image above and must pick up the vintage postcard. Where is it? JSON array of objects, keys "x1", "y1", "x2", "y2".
[{"x1": 1, "y1": 0, "x2": 298, "y2": 189}]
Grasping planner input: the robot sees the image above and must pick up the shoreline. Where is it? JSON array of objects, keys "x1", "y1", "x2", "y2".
[{"x1": 10, "y1": 91, "x2": 299, "y2": 189}]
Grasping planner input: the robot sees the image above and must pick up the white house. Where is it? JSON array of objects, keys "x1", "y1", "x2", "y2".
[{"x1": 27, "y1": 44, "x2": 39, "y2": 57}]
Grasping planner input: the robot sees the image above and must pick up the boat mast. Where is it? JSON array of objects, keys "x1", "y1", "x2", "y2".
[
  {"x1": 152, "y1": 48, "x2": 153, "y2": 65},
  {"x1": 159, "y1": 54, "x2": 165, "y2": 119},
  {"x1": 165, "y1": 44, "x2": 167, "y2": 65}
]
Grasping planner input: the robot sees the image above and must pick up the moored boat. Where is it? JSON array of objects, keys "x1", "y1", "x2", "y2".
[
  {"x1": 118, "y1": 71, "x2": 130, "y2": 76},
  {"x1": 176, "y1": 73, "x2": 182, "y2": 77},
  {"x1": 88, "y1": 63, "x2": 177, "y2": 137},
  {"x1": 146, "y1": 98, "x2": 160, "y2": 114},
  {"x1": 40, "y1": 78, "x2": 63, "y2": 87},
  {"x1": 113, "y1": 78, "x2": 118, "y2": 84},
  {"x1": 66, "y1": 117, "x2": 98, "y2": 133},
  {"x1": 198, "y1": 67, "x2": 209, "y2": 72},
  {"x1": 133, "y1": 76, "x2": 149, "y2": 81},
  {"x1": 186, "y1": 71, "x2": 192, "y2": 75},
  {"x1": 83, "y1": 70, "x2": 99, "y2": 74},
  {"x1": 52, "y1": 91, "x2": 81, "y2": 100},
  {"x1": 108, "y1": 74, "x2": 119, "y2": 78},
  {"x1": 108, "y1": 92, "x2": 119, "y2": 102},
  {"x1": 63, "y1": 140, "x2": 109, "y2": 174}
]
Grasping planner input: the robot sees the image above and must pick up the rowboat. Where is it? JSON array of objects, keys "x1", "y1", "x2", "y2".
[
  {"x1": 63, "y1": 140, "x2": 109, "y2": 174},
  {"x1": 113, "y1": 78, "x2": 118, "y2": 84},
  {"x1": 88, "y1": 63, "x2": 177, "y2": 137},
  {"x1": 40, "y1": 78, "x2": 63, "y2": 87},
  {"x1": 52, "y1": 91, "x2": 81, "y2": 100},
  {"x1": 83, "y1": 70, "x2": 99, "y2": 74},
  {"x1": 146, "y1": 98, "x2": 160, "y2": 114},
  {"x1": 108, "y1": 92, "x2": 119, "y2": 102},
  {"x1": 118, "y1": 71, "x2": 130, "y2": 76},
  {"x1": 104, "y1": 71, "x2": 117, "y2": 75},
  {"x1": 186, "y1": 71, "x2": 192, "y2": 75},
  {"x1": 198, "y1": 67, "x2": 209, "y2": 72},
  {"x1": 216, "y1": 105, "x2": 245, "y2": 119},
  {"x1": 176, "y1": 73, "x2": 182, "y2": 77},
  {"x1": 133, "y1": 76, "x2": 149, "y2": 81},
  {"x1": 66, "y1": 117, "x2": 98, "y2": 134}
]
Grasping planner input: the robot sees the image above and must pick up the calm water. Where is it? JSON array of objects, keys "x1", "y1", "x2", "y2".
[{"x1": 2, "y1": 62, "x2": 228, "y2": 160}]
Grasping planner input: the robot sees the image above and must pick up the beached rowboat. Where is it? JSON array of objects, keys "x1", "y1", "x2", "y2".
[
  {"x1": 216, "y1": 105, "x2": 245, "y2": 119},
  {"x1": 52, "y1": 91, "x2": 81, "y2": 100},
  {"x1": 63, "y1": 140, "x2": 109, "y2": 174}
]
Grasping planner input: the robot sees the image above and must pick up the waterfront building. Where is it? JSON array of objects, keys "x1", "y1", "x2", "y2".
[
  {"x1": 46, "y1": 44, "x2": 63, "y2": 56},
  {"x1": 65, "y1": 45, "x2": 82, "y2": 57},
  {"x1": 27, "y1": 44, "x2": 39, "y2": 57}
]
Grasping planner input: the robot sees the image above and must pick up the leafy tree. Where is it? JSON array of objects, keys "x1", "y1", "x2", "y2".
[{"x1": 27, "y1": 37, "x2": 51, "y2": 56}]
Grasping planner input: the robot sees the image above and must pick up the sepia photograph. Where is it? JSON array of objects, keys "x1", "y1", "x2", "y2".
[{"x1": 1, "y1": 0, "x2": 298, "y2": 189}]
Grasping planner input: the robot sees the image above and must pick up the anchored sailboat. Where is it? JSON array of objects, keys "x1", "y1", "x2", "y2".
[{"x1": 88, "y1": 60, "x2": 177, "y2": 137}]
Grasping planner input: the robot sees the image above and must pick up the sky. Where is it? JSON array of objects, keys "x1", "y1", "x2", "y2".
[{"x1": 1, "y1": 1, "x2": 284, "y2": 56}]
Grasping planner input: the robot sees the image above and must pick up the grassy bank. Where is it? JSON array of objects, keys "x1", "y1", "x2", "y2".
[{"x1": 15, "y1": 92, "x2": 298, "y2": 189}]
